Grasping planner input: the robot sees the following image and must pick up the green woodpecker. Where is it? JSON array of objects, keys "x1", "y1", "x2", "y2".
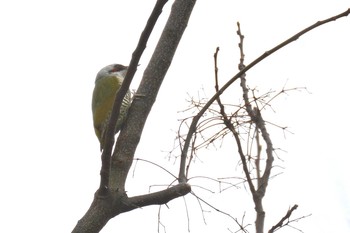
[{"x1": 92, "y1": 64, "x2": 131, "y2": 151}]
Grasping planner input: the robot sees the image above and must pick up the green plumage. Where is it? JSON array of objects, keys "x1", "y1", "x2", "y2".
[{"x1": 92, "y1": 64, "x2": 131, "y2": 151}]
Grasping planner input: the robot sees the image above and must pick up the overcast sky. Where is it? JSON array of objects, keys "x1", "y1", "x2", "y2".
[{"x1": 0, "y1": 1, "x2": 349, "y2": 232}]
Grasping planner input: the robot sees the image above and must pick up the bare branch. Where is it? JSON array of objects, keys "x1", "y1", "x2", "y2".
[
  {"x1": 126, "y1": 183, "x2": 191, "y2": 211},
  {"x1": 213, "y1": 46, "x2": 256, "y2": 195},
  {"x1": 255, "y1": 129, "x2": 262, "y2": 186},
  {"x1": 268, "y1": 205, "x2": 299, "y2": 233},
  {"x1": 178, "y1": 8, "x2": 350, "y2": 184},
  {"x1": 237, "y1": 21, "x2": 269, "y2": 233}
]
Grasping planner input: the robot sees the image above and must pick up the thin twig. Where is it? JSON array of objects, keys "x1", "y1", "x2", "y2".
[
  {"x1": 134, "y1": 158, "x2": 178, "y2": 180},
  {"x1": 191, "y1": 191, "x2": 249, "y2": 233}
]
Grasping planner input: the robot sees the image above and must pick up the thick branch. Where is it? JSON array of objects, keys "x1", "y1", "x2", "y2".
[
  {"x1": 72, "y1": 184, "x2": 191, "y2": 233},
  {"x1": 99, "y1": 0, "x2": 169, "y2": 194},
  {"x1": 125, "y1": 183, "x2": 191, "y2": 211},
  {"x1": 72, "y1": 192, "x2": 127, "y2": 233},
  {"x1": 109, "y1": 0, "x2": 197, "y2": 190}
]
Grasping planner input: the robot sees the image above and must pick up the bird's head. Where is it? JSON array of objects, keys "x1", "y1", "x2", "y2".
[{"x1": 96, "y1": 64, "x2": 128, "y2": 82}]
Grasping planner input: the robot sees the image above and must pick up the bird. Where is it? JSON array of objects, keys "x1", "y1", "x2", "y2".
[{"x1": 91, "y1": 64, "x2": 131, "y2": 151}]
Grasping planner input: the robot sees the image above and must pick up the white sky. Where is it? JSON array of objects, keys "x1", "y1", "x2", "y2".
[{"x1": 0, "y1": 0, "x2": 349, "y2": 232}]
